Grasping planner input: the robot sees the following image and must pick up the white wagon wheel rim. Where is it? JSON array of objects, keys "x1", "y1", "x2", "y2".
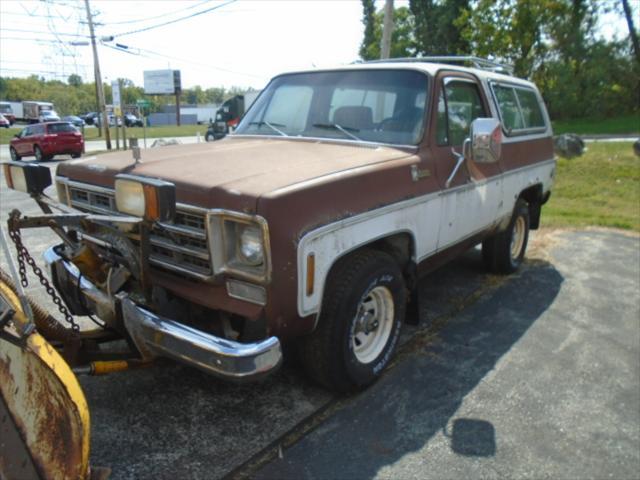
[
  {"x1": 352, "y1": 285, "x2": 395, "y2": 364},
  {"x1": 511, "y1": 215, "x2": 526, "y2": 259}
]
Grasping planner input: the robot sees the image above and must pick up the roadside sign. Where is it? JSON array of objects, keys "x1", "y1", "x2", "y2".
[
  {"x1": 111, "y1": 80, "x2": 121, "y2": 109},
  {"x1": 136, "y1": 99, "x2": 150, "y2": 107}
]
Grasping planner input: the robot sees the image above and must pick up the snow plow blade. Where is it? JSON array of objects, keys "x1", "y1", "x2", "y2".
[{"x1": 0, "y1": 273, "x2": 94, "y2": 479}]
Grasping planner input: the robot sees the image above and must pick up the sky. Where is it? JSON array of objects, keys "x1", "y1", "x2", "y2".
[{"x1": 0, "y1": 0, "x2": 635, "y2": 92}]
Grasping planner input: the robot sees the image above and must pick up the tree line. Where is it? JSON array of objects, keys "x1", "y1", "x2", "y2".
[
  {"x1": 360, "y1": 0, "x2": 639, "y2": 120},
  {"x1": 0, "y1": 74, "x2": 251, "y2": 117}
]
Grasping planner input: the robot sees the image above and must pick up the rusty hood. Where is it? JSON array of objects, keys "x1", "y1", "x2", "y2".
[{"x1": 56, "y1": 136, "x2": 414, "y2": 213}]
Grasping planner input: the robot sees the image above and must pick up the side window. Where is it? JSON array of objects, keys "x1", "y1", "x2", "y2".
[
  {"x1": 22, "y1": 127, "x2": 33, "y2": 137},
  {"x1": 33, "y1": 125, "x2": 45, "y2": 135},
  {"x1": 437, "y1": 79, "x2": 487, "y2": 146},
  {"x1": 493, "y1": 85, "x2": 524, "y2": 132},
  {"x1": 492, "y1": 84, "x2": 546, "y2": 133},
  {"x1": 264, "y1": 85, "x2": 313, "y2": 132},
  {"x1": 515, "y1": 88, "x2": 545, "y2": 128}
]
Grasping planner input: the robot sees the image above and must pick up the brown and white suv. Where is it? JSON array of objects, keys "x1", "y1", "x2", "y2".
[{"x1": 5, "y1": 57, "x2": 555, "y2": 392}]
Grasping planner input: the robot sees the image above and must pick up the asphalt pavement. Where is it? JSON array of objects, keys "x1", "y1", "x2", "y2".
[{"x1": 252, "y1": 230, "x2": 640, "y2": 480}]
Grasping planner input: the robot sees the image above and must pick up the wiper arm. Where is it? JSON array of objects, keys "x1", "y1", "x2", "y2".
[
  {"x1": 312, "y1": 123, "x2": 361, "y2": 141},
  {"x1": 249, "y1": 121, "x2": 287, "y2": 137}
]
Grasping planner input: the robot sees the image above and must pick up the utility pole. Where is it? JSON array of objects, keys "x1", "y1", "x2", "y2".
[
  {"x1": 622, "y1": 0, "x2": 640, "y2": 65},
  {"x1": 84, "y1": 0, "x2": 111, "y2": 150},
  {"x1": 380, "y1": 0, "x2": 394, "y2": 59}
]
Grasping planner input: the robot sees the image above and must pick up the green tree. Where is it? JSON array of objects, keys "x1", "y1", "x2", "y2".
[
  {"x1": 359, "y1": 5, "x2": 417, "y2": 60},
  {"x1": 410, "y1": 0, "x2": 469, "y2": 55},
  {"x1": 204, "y1": 87, "x2": 226, "y2": 104},
  {"x1": 67, "y1": 74, "x2": 83, "y2": 87},
  {"x1": 457, "y1": 0, "x2": 560, "y2": 77},
  {"x1": 359, "y1": 0, "x2": 377, "y2": 60}
]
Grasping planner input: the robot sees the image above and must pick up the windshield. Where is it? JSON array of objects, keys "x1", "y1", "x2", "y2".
[
  {"x1": 42, "y1": 110, "x2": 57, "y2": 117},
  {"x1": 236, "y1": 69, "x2": 429, "y2": 145}
]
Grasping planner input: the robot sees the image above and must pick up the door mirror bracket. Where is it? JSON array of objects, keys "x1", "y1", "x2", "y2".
[{"x1": 446, "y1": 138, "x2": 471, "y2": 188}]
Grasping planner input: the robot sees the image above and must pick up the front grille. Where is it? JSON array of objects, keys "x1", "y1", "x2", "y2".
[
  {"x1": 69, "y1": 187, "x2": 115, "y2": 213},
  {"x1": 64, "y1": 181, "x2": 212, "y2": 280}
]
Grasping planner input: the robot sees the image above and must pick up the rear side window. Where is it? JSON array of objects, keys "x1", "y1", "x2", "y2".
[
  {"x1": 49, "y1": 123, "x2": 77, "y2": 134},
  {"x1": 515, "y1": 88, "x2": 545, "y2": 128},
  {"x1": 33, "y1": 125, "x2": 45, "y2": 135},
  {"x1": 492, "y1": 84, "x2": 546, "y2": 134}
]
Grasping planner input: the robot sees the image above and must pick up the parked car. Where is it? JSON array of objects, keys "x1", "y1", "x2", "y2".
[
  {"x1": 39, "y1": 110, "x2": 61, "y2": 123},
  {"x1": 62, "y1": 115, "x2": 85, "y2": 128},
  {"x1": 10, "y1": 57, "x2": 555, "y2": 393},
  {"x1": 0, "y1": 114, "x2": 9, "y2": 128},
  {"x1": 10, "y1": 122, "x2": 83, "y2": 161},
  {"x1": 95, "y1": 114, "x2": 122, "y2": 127},
  {"x1": 124, "y1": 113, "x2": 143, "y2": 127},
  {"x1": 83, "y1": 112, "x2": 98, "y2": 125}
]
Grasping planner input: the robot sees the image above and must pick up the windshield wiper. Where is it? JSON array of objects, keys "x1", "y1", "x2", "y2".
[
  {"x1": 249, "y1": 121, "x2": 288, "y2": 137},
  {"x1": 312, "y1": 123, "x2": 362, "y2": 141}
]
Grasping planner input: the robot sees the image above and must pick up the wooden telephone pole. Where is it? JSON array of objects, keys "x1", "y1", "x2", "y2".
[{"x1": 84, "y1": 0, "x2": 111, "y2": 150}]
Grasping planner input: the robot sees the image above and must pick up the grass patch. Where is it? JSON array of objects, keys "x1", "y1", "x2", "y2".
[
  {"x1": 0, "y1": 124, "x2": 207, "y2": 145},
  {"x1": 552, "y1": 113, "x2": 640, "y2": 135},
  {"x1": 543, "y1": 142, "x2": 640, "y2": 231}
]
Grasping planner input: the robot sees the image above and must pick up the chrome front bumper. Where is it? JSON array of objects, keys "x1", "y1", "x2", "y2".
[{"x1": 43, "y1": 246, "x2": 282, "y2": 381}]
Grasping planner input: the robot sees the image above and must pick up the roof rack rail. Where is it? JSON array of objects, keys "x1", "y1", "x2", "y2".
[{"x1": 359, "y1": 56, "x2": 514, "y2": 75}]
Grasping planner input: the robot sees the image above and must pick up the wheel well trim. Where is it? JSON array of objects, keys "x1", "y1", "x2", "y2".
[{"x1": 297, "y1": 227, "x2": 417, "y2": 323}]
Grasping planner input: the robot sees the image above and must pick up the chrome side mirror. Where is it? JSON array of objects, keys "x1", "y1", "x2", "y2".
[{"x1": 469, "y1": 118, "x2": 502, "y2": 163}]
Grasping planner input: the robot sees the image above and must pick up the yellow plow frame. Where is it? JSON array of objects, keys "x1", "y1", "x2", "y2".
[{"x1": 0, "y1": 271, "x2": 92, "y2": 478}]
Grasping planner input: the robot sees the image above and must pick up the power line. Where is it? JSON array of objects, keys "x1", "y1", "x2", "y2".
[
  {"x1": 1, "y1": 59, "x2": 91, "y2": 68},
  {"x1": 0, "y1": 36, "x2": 68, "y2": 44},
  {"x1": 113, "y1": 0, "x2": 237, "y2": 37},
  {"x1": 1, "y1": 27, "x2": 89, "y2": 38},
  {"x1": 103, "y1": 41, "x2": 263, "y2": 79},
  {"x1": 99, "y1": 0, "x2": 214, "y2": 25},
  {"x1": 0, "y1": 67, "x2": 75, "y2": 78}
]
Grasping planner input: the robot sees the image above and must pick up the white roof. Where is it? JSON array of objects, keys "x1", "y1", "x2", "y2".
[{"x1": 279, "y1": 61, "x2": 536, "y2": 89}]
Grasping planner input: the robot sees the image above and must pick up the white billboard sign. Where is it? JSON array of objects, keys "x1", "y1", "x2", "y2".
[{"x1": 144, "y1": 69, "x2": 176, "y2": 95}]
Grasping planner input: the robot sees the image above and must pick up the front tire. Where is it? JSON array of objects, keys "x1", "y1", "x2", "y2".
[
  {"x1": 205, "y1": 132, "x2": 214, "y2": 142},
  {"x1": 299, "y1": 250, "x2": 405, "y2": 392},
  {"x1": 483, "y1": 198, "x2": 530, "y2": 274},
  {"x1": 9, "y1": 147, "x2": 20, "y2": 161}
]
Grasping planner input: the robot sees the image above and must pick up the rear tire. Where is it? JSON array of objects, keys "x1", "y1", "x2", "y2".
[
  {"x1": 9, "y1": 147, "x2": 20, "y2": 161},
  {"x1": 299, "y1": 249, "x2": 405, "y2": 392},
  {"x1": 34, "y1": 145, "x2": 45, "y2": 161},
  {"x1": 71, "y1": 152, "x2": 81, "y2": 159},
  {"x1": 482, "y1": 198, "x2": 530, "y2": 274}
]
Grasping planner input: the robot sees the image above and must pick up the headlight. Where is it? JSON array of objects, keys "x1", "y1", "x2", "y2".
[
  {"x1": 3, "y1": 161, "x2": 52, "y2": 194},
  {"x1": 114, "y1": 174, "x2": 176, "y2": 221},
  {"x1": 238, "y1": 224, "x2": 264, "y2": 266},
  {"x1": 208, "y1": 212, "x2": 271, "y2": 283}
]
